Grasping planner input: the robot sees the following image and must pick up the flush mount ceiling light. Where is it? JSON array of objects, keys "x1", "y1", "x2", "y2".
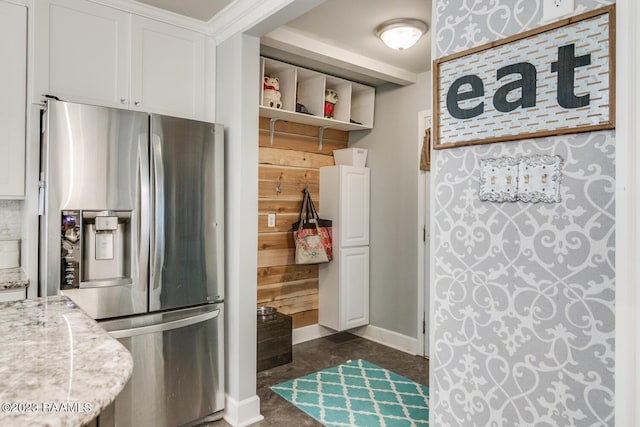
[{"x1": 376, "y1": 18, "x2": 428, "y2": 51}]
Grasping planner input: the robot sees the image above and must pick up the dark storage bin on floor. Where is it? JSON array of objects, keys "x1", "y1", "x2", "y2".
[{"x1": 257, "y1": 312, "x2": 292, "y2": 372}]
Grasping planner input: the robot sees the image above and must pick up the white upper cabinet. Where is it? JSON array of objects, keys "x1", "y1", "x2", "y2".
[
  {"x1": 0, "y1": 1, "x2": 27, "y2": 198},
  {"x1": 34, "y1": 0, "x2": 130, "y2": 109},
  {"x1": 131, "y1": 16, "x2": 205, "y2": 119},
  {"x1": 34, "y1": 0, "x2": 207, "y2": 120}
]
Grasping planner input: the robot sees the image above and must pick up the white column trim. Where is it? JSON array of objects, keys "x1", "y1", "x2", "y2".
[
  {"x1": 615, "y1": 1, "x2": 640, "y2": 426},
  {"x1": 416, "y1": 109, "x2": 431, "y2": 358},
  {"x1": 224, "y1": 395, "x2": 264, "y2": 427},
  {"x1": 216, "y1": 32, "x2": 261, "y2": 424}
]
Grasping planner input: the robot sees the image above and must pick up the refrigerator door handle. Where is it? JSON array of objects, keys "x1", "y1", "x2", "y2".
[
  {"x1": 138, "y1": 136, "x2": 150, "y2": 293},
  {"x1": 150, "y1": 134, "x2": 165, "y2": 290},
  {"x1": 214, "y1": 124, "x2": 225, "y2": 299},
  {"x1": 108, "y1": 308, "x2": 220, "y2": 339}
]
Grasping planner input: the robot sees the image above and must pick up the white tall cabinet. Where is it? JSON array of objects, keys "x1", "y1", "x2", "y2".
[
  {"x1": 0, "y1": 1, "x2": 27, "y2": 198},
  {"x1": 319, "y1": 165, "x2": 370, "y2": 331}
]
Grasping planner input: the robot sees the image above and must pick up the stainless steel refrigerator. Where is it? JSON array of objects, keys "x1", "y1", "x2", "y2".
[{"x1": 38, "y1": 100, "x2": 225, "y2": 426}]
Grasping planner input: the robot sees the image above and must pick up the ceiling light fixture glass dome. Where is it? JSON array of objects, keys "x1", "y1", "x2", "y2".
[{"x1": 376, "y1": 18, "x2": 428, "y2": 51}]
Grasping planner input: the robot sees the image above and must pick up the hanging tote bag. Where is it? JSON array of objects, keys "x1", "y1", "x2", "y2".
[
  {"x1": 292, "y1": 189, "x2": 333, "y2": 264},
  {"x1": 305, "y1": 191, "x2": 333, "y2": 261}
]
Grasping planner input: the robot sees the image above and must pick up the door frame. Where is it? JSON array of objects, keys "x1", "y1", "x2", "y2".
[
  {"x1": 615, "y1": 1, "x2": 640, "y2": 424},
  {"x1": 416, "y1": 109, "x2": 431, "y2": 357}
]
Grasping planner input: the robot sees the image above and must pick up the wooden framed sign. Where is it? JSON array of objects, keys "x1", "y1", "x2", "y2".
[{"x1": 433, "y1": 5, "x2": 615, "y2": 149}]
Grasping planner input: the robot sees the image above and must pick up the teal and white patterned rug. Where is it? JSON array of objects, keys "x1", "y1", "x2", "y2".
[{"x1": 270, "y1": 359, "x2": 429, "y2": 426}]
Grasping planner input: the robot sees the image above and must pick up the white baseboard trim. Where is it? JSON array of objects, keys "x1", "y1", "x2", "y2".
[
  {"x1": 292, "y1": 324, "x2": 337, "y2": 345},
  {"x1": 224, "y1": 395, "x2": 264, "y2": 427},
  {"x1": 351, "y1": 325, "x2": 419, "y2": 355},
  {"x1": 292, "y1": 323, "x2": 419, "y2": 356}
]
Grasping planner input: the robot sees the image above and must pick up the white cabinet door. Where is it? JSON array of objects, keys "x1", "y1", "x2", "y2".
[
  {"x1": 340, "y1": 246, "x2": 370, "y2": 330},
  {"x1": 340, "y1": 166, "x2": 370, "y2": 247},
  {"x1": 131, "y1": 16, "x2": 205, "y2": 119},
  {"x1": 0, "y1": 1, "x2": 26, "y2": 198},
  {"x1": 34, "y1": 0, "x2": 130, "y2": 108}
]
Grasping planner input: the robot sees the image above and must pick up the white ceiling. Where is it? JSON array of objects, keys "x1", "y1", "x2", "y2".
[
  {"x1": 281, "y1": 0, "x2": 430, "y2": 74},
  {"x1": 133, "y1": 0, "x2": 431, "y2": 86}
]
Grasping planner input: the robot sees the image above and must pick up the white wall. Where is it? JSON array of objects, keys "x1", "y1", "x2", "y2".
[{"x1": 349, "y1": 71, "x2": 431, "y2": 339}]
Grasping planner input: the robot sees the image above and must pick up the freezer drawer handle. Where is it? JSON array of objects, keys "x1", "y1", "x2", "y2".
[{"x1": 108, "y1": 309, "x2": 220, "y2": 339}]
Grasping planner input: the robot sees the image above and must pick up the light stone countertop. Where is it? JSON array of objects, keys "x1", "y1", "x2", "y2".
[
  {"x1": 0, "y1": 268, "x2": 29, "y2": 290},
  {"x1": 0, "y1": 295, "x2": 133, "y2": 426}
]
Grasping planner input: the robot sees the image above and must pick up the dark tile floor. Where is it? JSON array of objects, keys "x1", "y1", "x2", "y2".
[{"x1": 208, "y1": 332, "x2": 429, "y2": 426}]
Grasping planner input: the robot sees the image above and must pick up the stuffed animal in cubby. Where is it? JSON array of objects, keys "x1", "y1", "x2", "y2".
[
  {"x1": 263, "y1": 76, "x2": 282, "y2": 109},
  {"x1": 324, "y1": 89, "x2": 338, "y2": 119}
]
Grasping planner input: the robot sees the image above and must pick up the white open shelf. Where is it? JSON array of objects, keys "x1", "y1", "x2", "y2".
[{"x1": 260, "y1": 57, "x2": 375, "y2": 132}]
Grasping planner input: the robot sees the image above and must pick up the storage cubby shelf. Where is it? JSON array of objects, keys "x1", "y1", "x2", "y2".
[
  {"x1": 259, "y1": 106, "x2": 371, "y2": 132},
  {"x1": 260, "y1": 57, "x2": 375, "y2": 134}
]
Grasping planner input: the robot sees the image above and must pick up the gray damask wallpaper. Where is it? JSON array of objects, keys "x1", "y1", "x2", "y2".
[{"x1": 432, "y1": 1, "x2": 615, "y2": 426}]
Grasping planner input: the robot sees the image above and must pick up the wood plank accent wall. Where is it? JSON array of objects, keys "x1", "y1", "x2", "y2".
[{"x1": 257, "y1": 117, "x2": 348, "y2": 328}]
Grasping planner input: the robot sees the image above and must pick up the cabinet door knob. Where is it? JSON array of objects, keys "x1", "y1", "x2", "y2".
[
  {"x1": 134, "y1": 100, "x2": 141, "y2": 106},
  {"x1": 120, "y1": 97, "x2": 127, "y2": 104}
]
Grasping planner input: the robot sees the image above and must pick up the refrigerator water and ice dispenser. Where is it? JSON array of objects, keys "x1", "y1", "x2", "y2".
[{"x1": 60, "y1": 210, "x2": 132, "y2": 290}]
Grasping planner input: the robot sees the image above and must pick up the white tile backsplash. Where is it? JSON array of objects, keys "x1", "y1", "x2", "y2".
[{"x1": 0, "y1": 200, "x2": 23, "y2": 239}]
